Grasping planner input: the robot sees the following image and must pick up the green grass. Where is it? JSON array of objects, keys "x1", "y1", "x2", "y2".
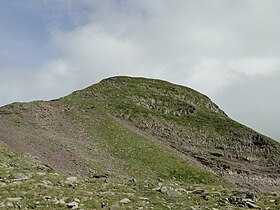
[
  {"x1": 1, "y1": 137, "x2": 278, "y2": 209},
  {"x1": 63, "y1": 94, "x2": 222, "y2": 185},
  {"x1": 91, "y1": 112, "x2": 219, "y2": 184},
  {"x1": 62, "y1": 76, "x2": 280, "y2": 180}
]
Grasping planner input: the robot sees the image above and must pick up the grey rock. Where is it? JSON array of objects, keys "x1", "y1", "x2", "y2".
[
  {"x1": 243, "y1": 191, "x2": 257, "y2": 200},
  {"x1": 42, "y1": 180, "x2": 53, "y2": 186},
  {"x1": 6, "y1": 202, "x2": 13, "y2": 207},
  {"x1": 194, "y1": 188, "x2": 205, "y2": 194},
  {"x1": 55, "y1": 199, "x2": 66, "y2": 205},
  {"x1": 153, "y1": 186, "x2": 168, "y2": 193},
  {"x1": 228, "y1": 196, "x2": 245, "y2": 206},
  {"x1": 155, "y1": 186, "x2": 181, "y2": 196},
  {"x1": 12, "y1": 173, "x2": 29, "y2": 180},
  {"x1": 219, "y1": 198, "x2": 229, "y2": 204},
  {"x1": 67, "y1": 201, "x2": 79, "y2": 209},
  {"x1": 234, "y1": 190, "x2": 257, "y2": 200},
  {"x1": 229, "y1": 196, "x2": 261, "y2": 209},
  {"x1": 167, "y1": 189, "x2": 181, "y2": 197},
  {"x1": 201, "y1": 195, "x2": 211, "y2": 200},
  {"x1": 209, "y1": 192, "x2": 221, "y2": 197},
  {"x1": 53, "y1": 198, "x2": 59, "y2": 205},
  {"x1": 153, "y1": 186, "x2": 162, "y2": 191},
  {"x1": 159, "y1": 186, "x2": 168, "y2": 193},
  {"x1": 109, "y1": 205, "x2": 119, "y2": 210},
  {"x1": 74, "y1": 198, "x2": 80, "y2": 203},
  {"x1": 43, "y1": 196, "x2": 52, "y2": 200},
  {"x1": 245, "y1": 201, "x2": 261, "y2": 209},
  {"x1": 119, "y1": 198, "x2": 131, "y2": 204},
  {"x1": 65, "y1": 177, "x2": 78, "y2": 186},
  {"x1": 270, "y1": 192, "x2": 278, "y2": 196},
  {"x1": 66, "y1": 176, "x2": 78, "y2": 182},
  {"x1": 6, "y1": 197, "x2": 22, "y2": 202},
  {"x1": 185, "y1": 207, "x2": 196, "y2": 210},
  {"x1": 139, "y1": 197, "x2": 149, "y2": 200},
  {"x1": 177, "y1": 188, "x2": 187, "y2": 193},
  {"x1": 101, "y1": 202, "x2": 108, "y2": 208},
  {"x1": 36, "y1": 172, "x2": 46, "y2": 176},
  {"x1": 130, "y1": 178, "x2": 137, "y2": 182},
  {"x1": 157, "y1": 178, "x2": 164, "y2": 182},
  {"x1": 187, "y1": 186, "x2": 194, "y2": 191}
]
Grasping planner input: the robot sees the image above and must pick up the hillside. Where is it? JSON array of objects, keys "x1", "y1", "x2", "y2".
[{"x1": 0, "y1": 76, "x2": 279, "y2": 209}]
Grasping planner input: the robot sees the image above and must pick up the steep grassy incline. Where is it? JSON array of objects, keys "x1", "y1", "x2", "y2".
[
  {"x1": 69, "y1": 76, "x2": 280, "y2": 191},
  {"x1": 61, "y1": 94, "x2": 219, "y2": 185}
]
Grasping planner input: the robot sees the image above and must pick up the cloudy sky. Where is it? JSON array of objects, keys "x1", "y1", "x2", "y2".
[{"x1": 1, "y1": 0, "x2": 279, "y2": 141}]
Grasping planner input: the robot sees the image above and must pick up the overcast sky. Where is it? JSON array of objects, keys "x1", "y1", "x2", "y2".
[{"x1": 0, "y1": 0, "x2": 279, "y2": 141}]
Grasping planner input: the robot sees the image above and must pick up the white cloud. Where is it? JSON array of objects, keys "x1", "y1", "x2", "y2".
[
  {"x1": 1, "y1": 0, "x2": 280, "y2": 140},
  {"x1": 187, "y1": 58, "x2": 235, "y2": 94},
  {"x1": 213, "y1": 70, "x2": 280, "y2": 141},
  {"x1": 48, "y1": 0, "x2": 280, "y2": 90},
  {"x1": 228, "y1": 57, "x2": 280, "y2": 76}
]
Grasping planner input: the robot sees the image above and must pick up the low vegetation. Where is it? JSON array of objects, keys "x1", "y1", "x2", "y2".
[{"x1": 0, "y1": 76, "x2": 279, "y2": 209}]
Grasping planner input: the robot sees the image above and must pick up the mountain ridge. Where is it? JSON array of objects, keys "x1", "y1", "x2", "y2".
[{"x1": 0, "y1": 76, "x2": 279, "y2": 209}]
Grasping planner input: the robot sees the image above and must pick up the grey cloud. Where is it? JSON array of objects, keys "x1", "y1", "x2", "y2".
[
  {"x1": 0, "y1": 61, "x2": 77, "y2": 106},
  {"x1": 1, "y1": 0, "x2": 280, "y2": 140},
  {"x1": 212, "y1": 70, "x2": 280, "y2": 141}
]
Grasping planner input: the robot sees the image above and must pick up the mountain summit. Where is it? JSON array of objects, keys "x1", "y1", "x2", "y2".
[{"x1": 0, "y1": 76, "x2": 279, "y2": 209}]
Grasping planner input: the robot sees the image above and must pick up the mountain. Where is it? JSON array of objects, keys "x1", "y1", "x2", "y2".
[{"x1": 0, "y1": 76, "x2": 279, "y2": 209}]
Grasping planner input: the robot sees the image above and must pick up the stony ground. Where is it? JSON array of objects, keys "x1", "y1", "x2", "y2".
[{"x1": 0, "y1": 157, "x2": 279, "y2": 210}]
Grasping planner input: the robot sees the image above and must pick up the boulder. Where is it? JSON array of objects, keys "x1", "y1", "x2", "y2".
[
  {"x1": 119, "y1": 198, "x2": 131, "y2": 204},
  {"x1": 67, "y1": 201, "x2": 79, "y2": 209},
  {"x1": 65, "y1": 177, "x2": 78, "y2": 186}
]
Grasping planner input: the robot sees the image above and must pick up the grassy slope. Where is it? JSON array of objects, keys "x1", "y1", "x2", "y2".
[
  {"x1": 98, "y1": 77, "x2": 280, "y2": 166},
  {"x1": 65, "y1": 76, "x2": 280, "y2": 192},
  {"x1": 0, "y1": 76, "x2": 280, "y2": 209},
  {"x1": 62, "y1": 92, "x2": 220, "y2": 185},
  {"x1": 1, "y1": 127, "x2": 279, "y2": 209}
]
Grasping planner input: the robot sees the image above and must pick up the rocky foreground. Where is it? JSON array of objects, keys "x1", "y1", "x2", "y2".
[{"x1": 0, "y1": 151, "x2": 279, "y2": 209}]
